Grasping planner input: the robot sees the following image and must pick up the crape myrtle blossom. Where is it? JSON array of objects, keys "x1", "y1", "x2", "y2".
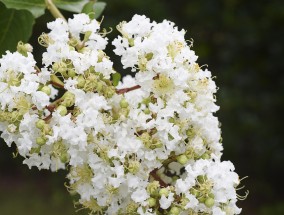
[{"x1": 0, "y1": 14, "x2": 246, "y2": 215}]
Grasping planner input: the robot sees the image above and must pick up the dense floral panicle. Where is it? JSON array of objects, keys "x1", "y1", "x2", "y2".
[{"x1": 0, "y1": 14, "x2": 244, "y2": 215}]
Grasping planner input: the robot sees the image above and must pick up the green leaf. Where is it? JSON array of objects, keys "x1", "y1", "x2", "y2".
[
  {"x1": 93, "y1": 2, "x2": 106, "y2": 19},
  {"x1": 54, "y1": 0, "x2": 88, "y2": 13},
  {"x1": 112, "y1": 72, "x2": 121, "y2": 87},
  {"x1": 0, "y1": 0, "x2": 89, "y2": 18},
  {"x1": 82, "y1": 1, "x2": 95, "y2": 18},
  {"x1": 82, "y1": 1, "x2": 106, "y2": 19},
  {"x1": 0, "y1": 3, "x2": 35, "y2": 56},
  {"x1": 0, "y1": 0, "x2": 45, "y2": 18}
]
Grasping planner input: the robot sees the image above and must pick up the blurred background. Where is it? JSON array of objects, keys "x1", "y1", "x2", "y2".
[{"x1": 0, "y1": 0, "x2": 283, "y2": 214}]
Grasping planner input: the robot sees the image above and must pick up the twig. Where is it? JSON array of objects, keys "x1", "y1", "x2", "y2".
[
  {"x1": 116, "y1": 85, "x2": 141, "y2": 94},
  {"x1": 150, "y1": 168, "x2": 168, "y2": 188},
  {"x1": 50, "y1": 81, "x2": 64, "y2": 88},
  {"x1": 45, "y1": 0, "x2": 66, "y2": 21}
]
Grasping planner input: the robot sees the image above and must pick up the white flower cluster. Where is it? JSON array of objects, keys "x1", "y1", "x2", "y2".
[{"x1": 0, "y1": 14, "x2": 245, "y2": 215}]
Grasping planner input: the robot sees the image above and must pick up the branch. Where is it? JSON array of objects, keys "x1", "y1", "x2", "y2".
[
  {"x1": 50, "y1": 81, "x2": 64, "y2": 88},
  {"x1": 116, "y1": 85, "x2": 141, "y2": 94},
  {"x1": 150, "y1": 168, "x2": 168, "y2": 188},
  {"x1": 45, "y1": 0, "x2": 66, "y2": 21}
]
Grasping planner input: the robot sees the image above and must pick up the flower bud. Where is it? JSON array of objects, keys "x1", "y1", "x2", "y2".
[
  {"x1": 36, "y1": 137, "x2": 46, "y2": 146},
  {"x1": 143, "y1": 108, "x2": 151, "y2": 115},
  {"x1": 77, "y1": 75, "x2": 86, "y2": 88},
  {"x1": 201, "y1": 153, "x2": 210, "y2": 160},
  {"x1": 62, "y1": 91, "x2": 75, "y2": 107},
  {"x1": 169, "y1": 206, "x2": 180, "y2": 215},
  {"x1": 60, "y1": 152, "x2": 69, "y2": 163},
  {"x1": 67, "y1": 69, "x2": 76, "y2": 78},
  {"x1": 36, "y1": 119, "x2": 46, "y2": 130},
  {"x1": 159, "y1": 188, "x2": 169, "y2": 197},
  {"x1": 205, "y1": 197, "x2": 215, "y2": 208},
  {"x1": 57, "y1": 105, "x2": 68, "y2": 116},
  {"x1": 177, "y1": 154, "x2": 188, "y2": 165},
  {"x1": 147, "y1": 198, "x2": 156, "y2": 207},
  {"x1": 40, "y1": 86, "x2": 51, "y2": 95},
  {"x1": 120, "y1": 98, "x2": 129, "y2": 108}
]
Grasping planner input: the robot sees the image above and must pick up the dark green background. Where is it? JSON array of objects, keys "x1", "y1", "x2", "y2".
[{"x1": 0, "y1": 0, "x2": 283, "y2": 214}]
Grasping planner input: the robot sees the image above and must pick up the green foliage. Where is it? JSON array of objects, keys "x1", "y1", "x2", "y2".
[
  {"x1": 54, "y1": 0, "x2": 88, "y2": 14},
  {"x1": 0, "y1": 0, "x2": 89, "y2": 18},
  {"x1": 0, "y1": 0, "x2": 45, "y2": 18},
  {"x1": 82, "y1": 1, "x2": 106, "y2": 19},
  {"x1": 112, "y1": 72, "x2": 121, "y2": 87},
  {"x1": 0, "y1": 0, "x2": 107, "y2": 56},
  {"x1": 0, "y1": 3, "x2": 34, "y2": 55}
]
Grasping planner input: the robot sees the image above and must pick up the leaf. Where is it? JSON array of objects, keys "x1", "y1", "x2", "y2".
[
  {"x1": 0, "y1": 0, "x2": 45, "y2": 18},
  {"x1": 0, "y1": 0, "x2": 89, "y2": 18},
  {"x1": 54, "y1": 0, "x2": 88, "y2": 13},
  {"x1": 82, "y1": 1, "x2": 106, "y2": 19},
  {"x1": 0, "y1": 3, "x2": 35, "y2": 56},
  {"x1": 112, "y1": 72, "x2": 121, "y2": 87},
  {"x1": 93, "y1": 2, "x2": 106, "y2": 19},
  {"x1": 82, "y1": 1, "x2": 95, "y2": 17}
]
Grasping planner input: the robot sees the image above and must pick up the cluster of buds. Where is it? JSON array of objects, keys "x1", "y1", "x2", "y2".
[{"x1": 0, "y1": 14, "x2": 246, "y2": 215}]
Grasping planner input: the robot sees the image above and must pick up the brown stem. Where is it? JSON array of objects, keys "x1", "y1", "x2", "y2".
[
  {"x1": 35, "y1": 66, "x2": 41, "y2": 74},
  {"x1": 116, "y1": 85, "x2": 141, "y2": 94},
  {"x1": 50, "y1": 81, "x2": 64, "y2": 88},
  {"x1": 44, "y1": 114, "x2": 53, "y2": 122},
  {"x1": 150, "y1": 168, "x2": 168, "y2": 187}
]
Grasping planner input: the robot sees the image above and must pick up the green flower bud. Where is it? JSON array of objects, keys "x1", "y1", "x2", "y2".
[
  {"x1": 60, "y1": 152, "x2": 69, "y2": 163},
  {"x1": 128, "y1": 38, "x2": 134, "y2": 46},
  {"x1": 177, "y1": 154, "x2": 188, "y2": 165},
  {"x1": 147, "y1": 197, "x2": 157, "y2": 207},
  {"x1": 67, "y1": 69, "x2": 76, "y2": 78},
  {"x1": 198, "y1": 196, "x2": 206, "y2": 203},
  {"x1": 30, "y1": 147, "x2": 41, "y2": 154},
  {"x1": 120, "y1": 98, "x2": 129, "y2": 108},
  {"x1": 190, "y1": 188, "x2": 199, "y2": 197},
  {"x1": 57, "y1": 105, "x2": 68, "y2": 116},
  {"x1": 145, "y1": 52, "x2": 154, "y2": 61},
  {"x1": 159, "y1": 188, "x2": 169, "y2": 197},
  {"x1": 78, "y1": 47, "x2": 89, "y2": 53},
  {"x1": 77, "y1": 75, "x2": 86, "y2": 88},
  {"x1": 205, "y1": 197, "x2": 215, "y2": 208},
  {"x1": 96, "y1": 82, "x2": 103, "y2": 92},
  {"x1": 36, "y1": 119, "x2": 46, "y2": 130},
  {"x1": 186, "y1": 128, "x2": 194, "y2": 137},
  {"x1": 143, "y1": 108, "x2": 151, "y2": 115},
  {"x1": 169, "y1": 206, "x2": 180, "y2": 215},
  {"x1": 168, "y1": 117, "x2": 175, "y2": 123},
  {"x1": 197, "y1": 175, "x2": 207, "y2": 184},
  {"x1": 208, "y1": 193, "x2": 215, "y2": 198},
  {"x1": 62, "y1": 91, "x2": 75, "y2": 107},
  {"x1": 52, "y1": 61, "x2": 67, "y2": 74},
  {"x1": 201, "y1": 153, "x2": 210, "y2": 160},
  {"x1": 40, "y1": 86, "x2": 51, "y2": 95},
  {"x1": 142, "y1": 97, "x2": 151, "y2": 105},
  {"x1": 36, "y1": 137, "x2": 46, "y2": 146}
]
